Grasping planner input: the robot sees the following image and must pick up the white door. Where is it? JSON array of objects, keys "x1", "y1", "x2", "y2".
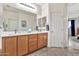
[{"x1": 49, "y1": 13, "x2": 64, "y2": 47}]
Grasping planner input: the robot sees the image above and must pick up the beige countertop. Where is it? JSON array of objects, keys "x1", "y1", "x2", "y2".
[
  {"x1": 0, "y1": 31, "x2": 48, "y2": 37},
  {"x1": 0, "y1": 31, "x2": 48, "y2": 49}
]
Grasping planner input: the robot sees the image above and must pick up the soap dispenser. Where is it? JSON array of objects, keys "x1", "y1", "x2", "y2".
[
  {"x1": 36, "y1": 26, "x2": 38, "y2": 31},
  {"x1": 46, "y1": 24, "x2": 49, "y2": 31}
]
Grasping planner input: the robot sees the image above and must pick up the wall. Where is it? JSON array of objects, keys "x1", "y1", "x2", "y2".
[
  {"x1": 36, "y1": 3, "x2": 49, "y2": 30},
  {"x1": 75, "y1": 18, "x2": 79, "y2": 29},
  {"x1": 68, "y1": 3, "x2": 79, "y2": 36},
  {"x1": 36, "y1": 3, "x2": 48, "y2": 19},
  {"x1": 41, "y1": 4, "x2": 48, "y2": 17},
  {"x1": 75, "y1": 18, "x2": 79, "y2": 35},
  {"x1": 73, "y1": 18, "x2": 79, "y2": 35},
  {"x1": 68, "y1": 3, "x2": 79, "y2": 18}
]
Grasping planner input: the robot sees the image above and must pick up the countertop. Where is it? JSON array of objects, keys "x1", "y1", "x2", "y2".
[{"x1": 0, "y1": 31, "x2": 48, "y2": 37}]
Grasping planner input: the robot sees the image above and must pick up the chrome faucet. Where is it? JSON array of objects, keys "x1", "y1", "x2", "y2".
[{"x1": 14, "y1": 29, "x2": 17, "y2": 34}]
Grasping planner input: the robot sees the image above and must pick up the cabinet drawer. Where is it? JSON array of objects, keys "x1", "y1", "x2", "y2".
[
  {"x1": 38, "y1": 34, "x2": 44, "y2": 48},
  {"x1": 29, "y1": 45, "x2": 37, "y2": 53},
  {"x1": 38, "y1": 34, "x2": 44, "y2": 38},
  {"x1": 29, "y1": 35, "x2": 37, "y2": 39},
  {"x1": 29, "y1": 41, "x2": 37, "y2": 46},
  {"x1": 29, "y1": 39, "x2": 37, "y2": 42},
  {"x1": 43, "y1": 33, "x2": 48, "y2": 46},
  {"x1": 29, "y1": 34, "x2": 37, "y2": 53},
  {"x1": 29, "y1": 42, "x2": 37, "y2": 53}
]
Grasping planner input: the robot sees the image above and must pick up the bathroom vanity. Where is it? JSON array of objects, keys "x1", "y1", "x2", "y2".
[
  {"x1": 0, "y1": 4, "x2": 48, "y2": 56},
  {"x1": 2, "y1": 31, "x2": 48, "y2": 56}
]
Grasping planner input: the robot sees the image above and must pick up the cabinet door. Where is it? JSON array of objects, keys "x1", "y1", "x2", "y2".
[
  {"x1": 43, "y1": 33, "x2": 48, "y2": 46},
  {"x1": 29, "y1": 35, "x2": 37, "y2": 53},
  {"x1": 2, "y1": 38, "x2": 6, "y2": 53},
  {"x1": 18, "y1": 36, "x2": 28, "y2": 56},
  {"x1": 38, "y1": 34, "x2": 44, "y2": 48},
  {"x1": 2, "y1": 37, "x2": 17, "y2": 56}
]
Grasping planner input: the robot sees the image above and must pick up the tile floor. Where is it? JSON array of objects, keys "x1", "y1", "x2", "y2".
[{"x1": 27, "y1": 47, "x2": 79, "y2": 56}]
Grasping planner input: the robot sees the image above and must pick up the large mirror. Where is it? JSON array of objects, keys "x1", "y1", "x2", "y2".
[
  {"x1": 37, "y1": 16, "x2": 47, "y2": 31},
  {"x1": 38, "y1": 17, "x2": 46, "y2": 27},
  {"x1": 3, "y1": 5, "x2": 37, "y2": 31},
  {"x1": 41, "y1": 17, "x2": 46, "y2": 27}
]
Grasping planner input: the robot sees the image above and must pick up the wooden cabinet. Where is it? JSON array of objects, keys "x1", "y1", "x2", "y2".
[
  {"x1": 43, "y1": 33, "x2": 48, "y2": 47},
  {"x1": 29, "y1": 34, "x2": 38, "y2": 53},
  {"x1": 18, "y1": 35, "x2": 28, "y2": 56},
  {"x1": 38, "y1": 33, "x2": 48, "y2": 48},
  {"x1": 2, "y1": 33, "x2": 48, "y2": 56},
  {"x1": 2, "y1": 36, "x2": 17, "y2": 56},
  {"x1": 38, "y1": 34, "x2": 44, "y2": 48}
]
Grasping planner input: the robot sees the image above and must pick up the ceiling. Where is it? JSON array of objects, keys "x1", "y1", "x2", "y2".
[{"x1": 33, "y1": 3, "x2": 46, "y2": 7}]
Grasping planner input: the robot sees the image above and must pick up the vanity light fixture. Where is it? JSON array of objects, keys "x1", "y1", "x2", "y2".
[
  {"x1": 20, "y1": 3, "x2": 35, "y2": 9},
  {"x1": 17, "y1": 3, "x2": 37, "y2": 14},
  {"x1": 20, "y1": 3, "x2": 36, "y2": 10}
]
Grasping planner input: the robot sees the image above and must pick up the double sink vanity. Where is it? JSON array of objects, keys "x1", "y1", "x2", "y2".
[
  {"x1": 1, "y1": 31, "x2": 48, "y2": 56},
  {"x1": 0, "y1": 4, "x2": 48, "y2": 56}
]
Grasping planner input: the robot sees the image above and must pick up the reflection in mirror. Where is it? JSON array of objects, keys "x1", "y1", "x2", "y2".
[
  {"x1": 38, "y1": 16, "x2": 47, "y2": 31},
  {"x1": 38, "y1": 17, "x2": 46, "y2": 27},
  {"x1": 3, "y1": 5, "x2": 19, "y2": 31},
  {"x1": 42, "y1": 17, "x2": 46, "y2": 27},
  {"x1": 21, "y1": 20, "x2": 27, "y2": 28},
  {"x1": 3, "y1": 18, "x2": 19, "y2": 31},
  {"x1": 3, "y1": 5, "x2": 37, "y2": 32},
  {"x1": 38, "y1": 18, "x2": 41, "y2": 27}
]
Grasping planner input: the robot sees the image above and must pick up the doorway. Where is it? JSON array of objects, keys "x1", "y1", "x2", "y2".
[
  {"x1": 71, "y1": 20, "x2": 75, "y2": 36},
  {"x1": 68, "y1": 20, "x2": 75, "y2": 36}
]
